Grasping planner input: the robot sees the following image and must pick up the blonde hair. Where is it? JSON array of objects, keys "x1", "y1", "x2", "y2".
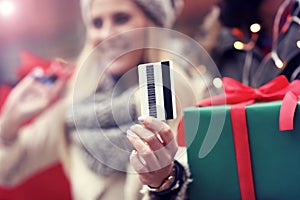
[{"x1": 67, "y1": 43, "x2": 98, "y2": 102}]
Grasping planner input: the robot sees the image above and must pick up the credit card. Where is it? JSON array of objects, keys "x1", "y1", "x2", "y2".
[{"x1": 138, "y1": 61, "x2": 176, "y2": 120}]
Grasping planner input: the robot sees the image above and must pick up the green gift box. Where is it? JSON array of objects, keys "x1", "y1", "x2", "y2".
[{"x1": 184, "y1": 101, "x2": 300, "y2": 200}]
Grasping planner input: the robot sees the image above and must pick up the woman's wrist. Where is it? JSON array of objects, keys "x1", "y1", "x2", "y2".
[
  {"x1": 148, "y1": 160, "x2": 187, "y2": 195},
  {"x1": 147, "y1": 162, "x2": 176, "y2": 192}
]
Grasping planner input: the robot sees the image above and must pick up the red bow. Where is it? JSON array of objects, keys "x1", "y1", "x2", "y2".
[
  {"x1": 198, "y1": 75, "x2": 300, "y2": 131},
  {"x1": 177, "y1": 75, "x2": 300, "y2": 200}
]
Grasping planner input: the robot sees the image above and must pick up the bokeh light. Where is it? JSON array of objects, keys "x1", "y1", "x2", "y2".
[
  {"x1": 233, "y1": 41, "x2": 244, "y2": 50},
  {"x1": 250, "y1": 23, "x2": 261, "y2": 33},
  {"x1": 213, "y1": 77, "x2": 223, "y2": 89},
  {"x1": 0, "y1": 0, "x2": 15, "y2": 17}
]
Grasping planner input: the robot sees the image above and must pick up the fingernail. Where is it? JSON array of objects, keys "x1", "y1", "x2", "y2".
[
  {"x1": 131, "y1": 150, "x2": 137, "y2": 155},
  {"x1": 126, "y1": 129, "x2": 137, "y2": 138},
  {"x1": 138, "y1": 116, "x2": 145, "y2": 122},
  {"x1": 130, "y1": 150, "x2": 137, "y2": 159}
]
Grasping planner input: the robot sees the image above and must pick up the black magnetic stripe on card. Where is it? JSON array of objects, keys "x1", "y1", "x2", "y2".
[
  {"x1": 161, "y1": 61, "x2": 173, "y2": 119},
  {"x1": 146, "y1": 65, "x2": 157, "y2": 118}
]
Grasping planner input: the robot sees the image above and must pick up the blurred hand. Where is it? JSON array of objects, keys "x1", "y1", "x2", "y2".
[
  {"x1": 127, "y1": 116, "x2": 178, "y2": 188},
  {"x1": 0, "y1": 68, "x2": 68, "y2": 139}
]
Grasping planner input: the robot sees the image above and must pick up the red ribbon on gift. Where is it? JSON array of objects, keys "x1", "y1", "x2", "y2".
[{"x1": 177, "y1": 75, "x2": 300, "y2": 200}]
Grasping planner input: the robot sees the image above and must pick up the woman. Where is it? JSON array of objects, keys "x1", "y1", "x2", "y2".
[{"x1": 0, "y1": 0, "x2": 210, "y2": 199}]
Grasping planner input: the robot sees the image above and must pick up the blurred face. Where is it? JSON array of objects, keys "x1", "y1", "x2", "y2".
[{"x1": 87, "y1": 0, "x2": 151, "y2": 75}]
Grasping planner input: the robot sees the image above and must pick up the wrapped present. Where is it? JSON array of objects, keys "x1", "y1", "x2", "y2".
[
  {"x1": 17, "y1": 50, "x2": 74, "y2": 80},
  {"x1": 183, "y1": 76, "x2": 300, "y2": 200},
  {"x1": 0, "y1": 51, "x2": 74, "y2": 118}
]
